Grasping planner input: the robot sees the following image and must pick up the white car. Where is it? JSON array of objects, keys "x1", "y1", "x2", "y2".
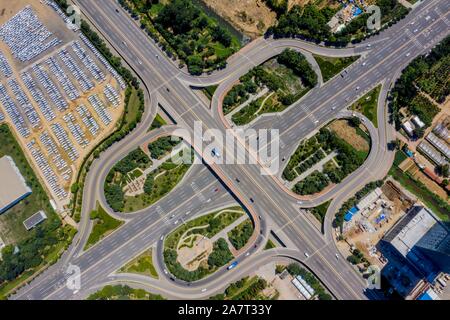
[
  {"x1": 174, "y1": 220, "x2": 179, "y2": 225},
  {"x1": 362, "y1": 62, "x2": 366, "y2": 66},
  {"x1": 245, "y1": 252, "x2": 250, "y2": 257},
  {"x1": 163, "y1": 269, "x2": 168, "y2": 275},
  {"x1": 201, "y1": 288, "x2": 207, "y2": 293},
  {"x1": 304, "y1": 252, "x2": 309, "y2": 258},
  {"x1": 366, "y1": 44, "x2": 371, "y2": 48},
  {"x1": 297, "y1": 200, "x2": 303, "y2": 204},
  {"x1": 406, "y1": 53, "x2": 411, "y2": 57},
  {"x1": 356, "y1": 86, "x2": 360, "y2": 90},
  {"x1": 335, "y1": 254, "x2": 339, "y2": 259},
  {"x1": 160, "y1": 235, "x2": 164, "y2": 241}
]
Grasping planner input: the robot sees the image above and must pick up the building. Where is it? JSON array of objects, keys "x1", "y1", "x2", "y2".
[
  {"x1": 402, "y1": 121, "x2": 415, "y2": 137},
  {"x1": 356, "y1": 187, "x2": 383, "y2": 211},
  {"x1": 0, "y1": 156, "x2": 32, "y2": 214},
  {"x1": 426, "y1": 132, "x2": 450, "y2": 160},
  {"x1": 418, "y1": 141, "x2": 447, "y2": 166},
  {"x1": 23, "y1": 210, "x2": 47, "y2": 231},
  {"x1": 433, "y1": 122, "x2": 449, "y2": 141},
  {"x1": 381, "y1": 206, "x2": 450, "y2": 294},
  {"x1": 412, "y1": 116, "x2": 425, "y2": 128}
]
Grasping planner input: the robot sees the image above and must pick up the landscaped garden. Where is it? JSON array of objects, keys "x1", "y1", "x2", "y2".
[
  {"x1": 163, "y1": 206, "x2": 249, "y2": 282},
  {"x1": 104, "y1": 137, "x2": 192, "y2": 213},
  {"x1": 118, "y1": 0, "x2": 241, "y2": 74},
  {"x1": 283, "y1": 119, "x2": 371, "y2": 196},
  {"x1": 224, "y1": 49, "x2": 317, "y2": 125}
]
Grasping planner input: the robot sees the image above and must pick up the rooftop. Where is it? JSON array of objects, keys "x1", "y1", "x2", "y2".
[{"x1": 0, "y1": 155, "x2": 32, "y2": 213}]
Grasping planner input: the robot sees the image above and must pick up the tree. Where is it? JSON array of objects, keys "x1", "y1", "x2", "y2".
[
  {"x1": 349, "y1": 116, "x2": 361, "y2": 127},
  {"x1": 71, "y1": 183, "x2": 79, "y2": 194}
]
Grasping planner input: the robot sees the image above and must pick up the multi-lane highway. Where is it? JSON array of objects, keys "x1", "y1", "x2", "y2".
[{"x1": 11, "y1": 0, "x2": 450, "y2": 300}]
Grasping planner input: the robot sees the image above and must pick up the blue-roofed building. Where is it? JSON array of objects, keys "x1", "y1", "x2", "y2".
[{"x1": 344, "y1": 206, "x2": 359, "y2": 222}]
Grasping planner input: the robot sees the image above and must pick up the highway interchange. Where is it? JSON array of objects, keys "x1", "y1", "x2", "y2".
[{"x1": 10, "y1": 0, "x2": 450, "y2": 300}]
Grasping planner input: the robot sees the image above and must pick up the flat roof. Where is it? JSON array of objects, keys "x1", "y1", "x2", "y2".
[
  {"x1": 23, "y1": 210, "x2": 47, "y2": 231},
  {"x1": 0, "y1": 156, "x2": 32, "y2": 213}
]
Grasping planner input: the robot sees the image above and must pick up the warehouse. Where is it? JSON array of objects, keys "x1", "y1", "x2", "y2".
[{"x1": 0, "y1": 155, "x2": 32, "y2": 214}]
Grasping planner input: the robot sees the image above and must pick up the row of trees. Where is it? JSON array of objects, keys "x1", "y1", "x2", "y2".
[
  {"x1": 228, "y1": 221, "x2": 253, "y2": 250},
  {"x1": 148, "y1": 136, "x2": 181, "y2": 159},
  {"x1": 266, "y1": 1, "x2": 409, "y2": 46},
  {"x1": 277, "y1": 49, "x2": 318, "y2": 88}
]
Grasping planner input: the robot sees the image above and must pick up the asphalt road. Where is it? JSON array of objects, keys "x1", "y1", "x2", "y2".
[{"x1": 10, "y1": 0, "x2": 449, "y2": 300}]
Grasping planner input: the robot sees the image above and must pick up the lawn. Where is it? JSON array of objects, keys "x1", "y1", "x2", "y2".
[
  {"x1": 310, "y1": 200, "x2": 331, "y2": 224},
  {"x1": 350, "y1": 85, "x2": 381, "y2": 127},
  {"x1": 84, "y1": 203, "x2": 123, "y2": 250},
  {"x1": 313, "y1": 55, "x2": 359, "y2": 82},
  {"x1": 264, "y1": 239, "x2": 276, "y2": 250},
  {"x1": 149, "y1": 113, "x2": 167, "y2": 131},
  {"x1": 120, "y1": 249, "x2": 158, "y2": 278},
  {"x1": 202, "y1": 85, "x2": 218, "y2": 100}
]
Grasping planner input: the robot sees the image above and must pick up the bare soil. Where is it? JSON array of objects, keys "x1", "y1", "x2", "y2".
[{"x1": 329, "y1": 119, "x2": 370, "y2": 152}]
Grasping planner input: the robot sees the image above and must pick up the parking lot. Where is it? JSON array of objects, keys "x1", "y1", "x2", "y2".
[{"x1": 0, "y1": 1, "x2": 126, "y2": 210}]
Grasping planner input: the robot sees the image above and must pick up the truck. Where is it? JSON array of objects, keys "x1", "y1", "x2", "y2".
[{"x1": 227, "y1": 261, "x2": 238, "y2": 270}]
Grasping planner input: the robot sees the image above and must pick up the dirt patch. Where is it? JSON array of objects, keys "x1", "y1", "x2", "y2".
[
  {"x1": 203, "y1": 0, "x2": 276, "y2": 38},
  {"x1": 177, "y1": 235, "x2": 213, "y2": 271},
  {"x1": 408, "y1": 168, "x2": 449, "y2": 202},
  {"x1": 329, "y1": 120, "x2": 370, "y2": 152}
]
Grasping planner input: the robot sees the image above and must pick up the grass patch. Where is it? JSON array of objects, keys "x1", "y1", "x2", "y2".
[
  {"x1": 149, "y1": 113, "x2": 167, "y2": 131},
  {"x1": 119, "y1": 249, "x2": 158, "y2": 278},
  {"x1": 85, "y1": 203, "x2": 123, "y2": 250},
  {"x1": 87, "y1": 284, "x2": 164, "y2": 300},
  {"x1": 350, "y1": 85, "x2": 381, "y2": 127},
  {"x1": 202, "y1": 85, "x2": 218, "y2": 100},
  {"x1": 310, "y1": 200, "x2": 331, "y2": 224},
  {"x1": 264, "y1": 239, "x2": 276, "y2": 250},
  {"x1": 313, "y1": 55, "x2": 359, "y2": 82}
]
